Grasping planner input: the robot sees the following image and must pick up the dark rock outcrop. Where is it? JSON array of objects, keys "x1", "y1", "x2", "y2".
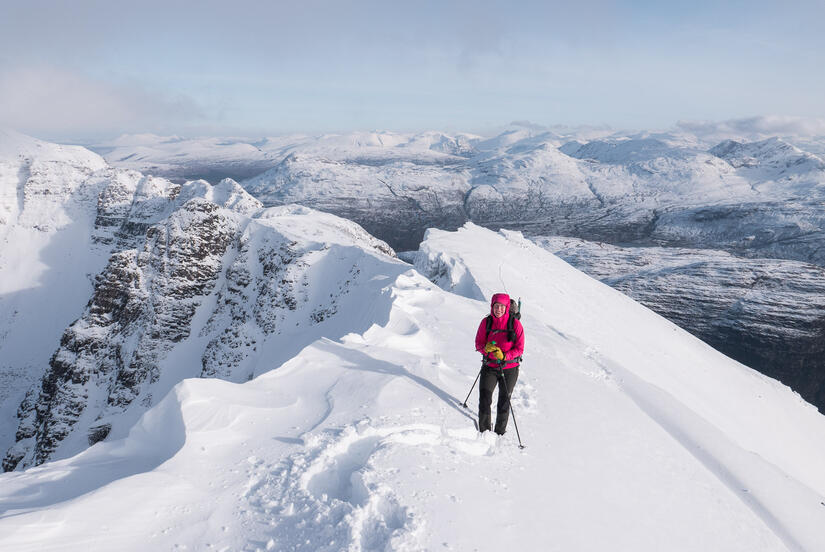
[
  {"x1": 3, "y1": 200, "x2": 395, "y2": 471},
  {"x1": 4, "y1": 199, "x2": 242, "y2": 469}
]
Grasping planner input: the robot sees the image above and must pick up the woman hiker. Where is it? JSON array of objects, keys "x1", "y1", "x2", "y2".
[{"x1": 474, "y1": 293, "x2": 525, "y2": 434}]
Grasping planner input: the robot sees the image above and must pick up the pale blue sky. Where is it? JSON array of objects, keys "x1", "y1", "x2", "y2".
[{"x1": 1, "y1": 0, "x2": 823, "y2": 140}]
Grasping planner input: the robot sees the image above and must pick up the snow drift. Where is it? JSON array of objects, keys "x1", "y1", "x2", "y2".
[{"x1": 1, "y1": 215, "x2": 824, "y2": 551}]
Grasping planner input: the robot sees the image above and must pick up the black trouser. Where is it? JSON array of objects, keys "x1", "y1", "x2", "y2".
[{"x1": 478, "y1": 365, "x2": 519, "y2": 434}]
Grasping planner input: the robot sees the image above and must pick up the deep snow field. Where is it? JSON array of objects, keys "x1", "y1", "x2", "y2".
[{"x1": 1, "y1": 220, "x2": 824, "y2": 551}]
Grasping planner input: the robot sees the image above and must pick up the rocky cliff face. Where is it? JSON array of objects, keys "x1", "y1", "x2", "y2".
[
  {"x1": 3, "y1": 199, "x2": 243, "y2": 469},
  {"x1": 0, "y1": 130, "x2": 264, "y2": 454},
  {"x1": 3, "y1": 193, "x2": 395, "y2": 471},
  {"x1": 537, "y1": 236, "x2": 825, "y2": 412},
  {"x1": 2, "y1": 132, "x2": 398, "y2": 470}
]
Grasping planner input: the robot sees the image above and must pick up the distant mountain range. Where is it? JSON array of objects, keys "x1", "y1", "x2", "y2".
[
  {"x1": 92, "y1": 126, "x2": 825, "y2": 258},
  {"x1": 87, "y1": 125, "x2": 825, "y2": 414}
]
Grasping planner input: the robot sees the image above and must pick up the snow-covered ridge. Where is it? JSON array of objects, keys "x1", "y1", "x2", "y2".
[
  {"x1": 1, "y1": 222, "x2": 824, "y2": 551},
  {"x1": 218, "y1": 127, "x2": 825, "y2": 415},
  {"x1": 6, "y1": 129, "x2": 824, "y2": 424}
]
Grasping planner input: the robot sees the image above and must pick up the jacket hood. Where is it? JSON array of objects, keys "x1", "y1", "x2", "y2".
[{"x1": 490, "y1": 293, "x2": 510, "y2": 318}]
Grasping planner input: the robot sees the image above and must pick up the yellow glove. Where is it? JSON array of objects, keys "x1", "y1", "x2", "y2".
[{"x1": 484, "y1": 343, "x2": 504, "y2": 361}]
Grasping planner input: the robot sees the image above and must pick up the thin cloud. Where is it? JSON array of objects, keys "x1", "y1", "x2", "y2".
[
  {"x1": 676, "y1": 116, "x2": 825, "y2": 141},
  {"x1": 0, "y1": 65, "x2": 205, "y2": 141}
]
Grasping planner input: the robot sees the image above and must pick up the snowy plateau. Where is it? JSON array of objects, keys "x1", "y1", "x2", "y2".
[{"x1": 0, "y1": 128, "x2": 824, "y2": 551}]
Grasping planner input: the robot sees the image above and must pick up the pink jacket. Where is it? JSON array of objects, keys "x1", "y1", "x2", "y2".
[{"x1": 474, "y1": 293, "x2": 524, "y2": 369}]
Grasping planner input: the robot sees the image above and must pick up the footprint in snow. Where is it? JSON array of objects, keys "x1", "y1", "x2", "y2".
[{"x1": 242, "y1": 422, "x2": 510, "y2": 550}]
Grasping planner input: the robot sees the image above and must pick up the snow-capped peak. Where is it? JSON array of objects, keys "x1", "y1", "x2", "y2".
[
  {"x1": 0, "y1": 128, "x2": 107, "y2": 169},
  {"x1": 710, "y1": 137, "x2": 825, "y2": 173}
]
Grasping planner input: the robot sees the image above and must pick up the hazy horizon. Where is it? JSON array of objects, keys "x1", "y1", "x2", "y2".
[{"x1": 2, "y1": 1, "x2": 824, "y2": 142}]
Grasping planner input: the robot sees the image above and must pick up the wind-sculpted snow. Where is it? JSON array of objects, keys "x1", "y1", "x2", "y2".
[
  {"x1": 1, "y1": 130, "x2": 824, "y2": 551},
  {"x1": 415, "y1": 224, "x2": 825, "y2": 550},
  {"x1": 2, "y1": 223, "x2": 824, "y2": 551},
  {"x1": 13, "y1": 129, "x2": 824, "y2": 434}
]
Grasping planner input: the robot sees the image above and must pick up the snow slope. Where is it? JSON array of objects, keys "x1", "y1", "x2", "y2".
[{"x1": 1, "y1": 221, "x2": 824, "y2": 551}]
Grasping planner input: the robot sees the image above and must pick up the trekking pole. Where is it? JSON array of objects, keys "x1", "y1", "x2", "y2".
[
  {"x1": 497, "y1": 363, "x2": 526, "y2": 449},
  {"x1": 461, "y1": 368, "x2": 482, "y2": 408},
  {"x1": 464, "y1": 339, "x2": 497, "y2": 408}
]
